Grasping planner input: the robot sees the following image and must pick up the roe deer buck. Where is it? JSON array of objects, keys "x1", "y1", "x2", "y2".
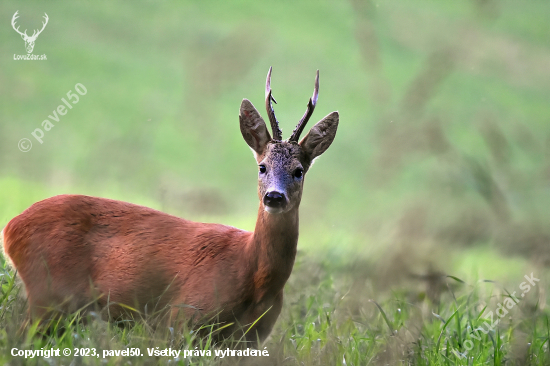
[{"x1": 1, "y1": 67, "x2": 338, "y2": 343}]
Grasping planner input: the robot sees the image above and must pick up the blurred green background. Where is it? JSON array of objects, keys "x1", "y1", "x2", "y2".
[{"x1": 1, "y1": 0, "x2": 550, "y2": 287}]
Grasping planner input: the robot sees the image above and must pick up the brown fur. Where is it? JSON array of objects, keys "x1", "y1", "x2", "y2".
[
  {"x1": 3, "y1": 194, "x2": 294, "y2": 341},
  {"x1": 2, "y1": 76, "x2": 339, "y2": 344}
]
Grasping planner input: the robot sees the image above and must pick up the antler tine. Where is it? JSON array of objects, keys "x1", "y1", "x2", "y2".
[
  {"x1": 11, "y1": 10, "x2": 18, "y2": 25},
  {"x1": 33, "y1": 13, "x2": 49, "y2": 38},
  {"x1": 289, "y1": 70, "x2": 319, "y2": 142},
  {"x1": 11, "y1": 11, "x2": 27, "y2": 37},
  {"x1": 265, "y1": 67, "x2": 282, "y2": 141}
]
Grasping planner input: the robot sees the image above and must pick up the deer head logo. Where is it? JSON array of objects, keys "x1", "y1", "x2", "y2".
[{"x1": 11, "y1": 11, "x2": 49, "y2": 54}]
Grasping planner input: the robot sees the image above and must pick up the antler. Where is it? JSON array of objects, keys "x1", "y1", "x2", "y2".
[
  {"x1": 11, "y1": 11, "x2": 28, "y2": 37},
  {"x1": 289, "y1": 70, "x2": 319, "y2": 142},
  {"x1": 265, "y1": 67, "x2": 283, "y2": 141},
  {"x1": 30, "y1": 13, "x2": 48, "y2": 39}
]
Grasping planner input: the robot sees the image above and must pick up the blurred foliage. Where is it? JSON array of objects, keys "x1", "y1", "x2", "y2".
[{"x1": 2, "y1": 0, "x2": 549, "y2": 274}]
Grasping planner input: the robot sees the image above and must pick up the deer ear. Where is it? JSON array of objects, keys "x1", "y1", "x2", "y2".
[
  {"x1": 299, "y1": 111, "x2": 339, "y2": 162},
  {"x1": 240, "y1": 99, "x2": 271, "y2": 157}
]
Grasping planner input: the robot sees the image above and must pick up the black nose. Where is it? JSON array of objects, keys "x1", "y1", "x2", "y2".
[{"x1": 264, "y1": 191, "x2": 287, "y2": 209}]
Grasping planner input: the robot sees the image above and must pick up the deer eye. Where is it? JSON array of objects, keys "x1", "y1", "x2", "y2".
[
  {"x1": 294, "y1": 168, "x2": 303, "y2": 179},
  {"x1": 259, "y1": 165, "x2": 267, "y2": 174}
]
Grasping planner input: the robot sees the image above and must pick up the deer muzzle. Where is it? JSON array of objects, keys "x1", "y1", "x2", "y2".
[{"x1": 263, "y1": 191, "x2": 288, "y2": 213}]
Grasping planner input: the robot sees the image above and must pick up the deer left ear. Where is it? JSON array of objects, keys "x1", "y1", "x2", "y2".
[
  {"x1": 240, "y1": 99, "x2": 272, "y2": 157},
  {"x1": 299, "y1": 111, "x2": 339, "y2": 161}
]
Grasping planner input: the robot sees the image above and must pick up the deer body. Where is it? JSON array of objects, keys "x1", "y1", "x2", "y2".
[
  {"x1": 3, "y1": 195, "x2": 294, "y2": 340},
  {"x1": 2, "y1": 68, "x2": 338, "y2": 343}
]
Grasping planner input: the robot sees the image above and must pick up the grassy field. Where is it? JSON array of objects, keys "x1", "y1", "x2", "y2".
[{"x1": 1, "y1": 0, "x2": 550, "y2": 364}]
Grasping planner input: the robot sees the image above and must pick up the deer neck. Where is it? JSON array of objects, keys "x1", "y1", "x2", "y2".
[{"x1": 247, "y1": 205, "x2": 299, "y2": 300}]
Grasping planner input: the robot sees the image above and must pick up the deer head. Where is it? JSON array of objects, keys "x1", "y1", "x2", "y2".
[
  {"x1": 11, "y1": 11, "x2": 49, "y2": 54},
  {"x1": 240, "y1": 68, "x2": 339, "y2": 214}
]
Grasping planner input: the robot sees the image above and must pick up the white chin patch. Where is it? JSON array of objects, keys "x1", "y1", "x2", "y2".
[{"x1": 264, "y1": 206, "x2": 284, "y2": 214}]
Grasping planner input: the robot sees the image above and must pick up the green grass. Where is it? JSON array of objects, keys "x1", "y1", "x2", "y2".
[{"x1": 0, "y1": 250, "x2": 549, "y2": 365}]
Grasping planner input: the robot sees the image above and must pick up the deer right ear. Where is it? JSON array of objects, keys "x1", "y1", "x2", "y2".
[
  {"x1": 240, "y1": 99, "x2": 272, "y2": 157},
  {"x1": 299, "y1": 111, "x2": 339, "y2": 162}
]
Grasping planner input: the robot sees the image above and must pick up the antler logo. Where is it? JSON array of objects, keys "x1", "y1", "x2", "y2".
[{"x1": 11, "y1": 11, "x2": 49, "y2": 54}]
